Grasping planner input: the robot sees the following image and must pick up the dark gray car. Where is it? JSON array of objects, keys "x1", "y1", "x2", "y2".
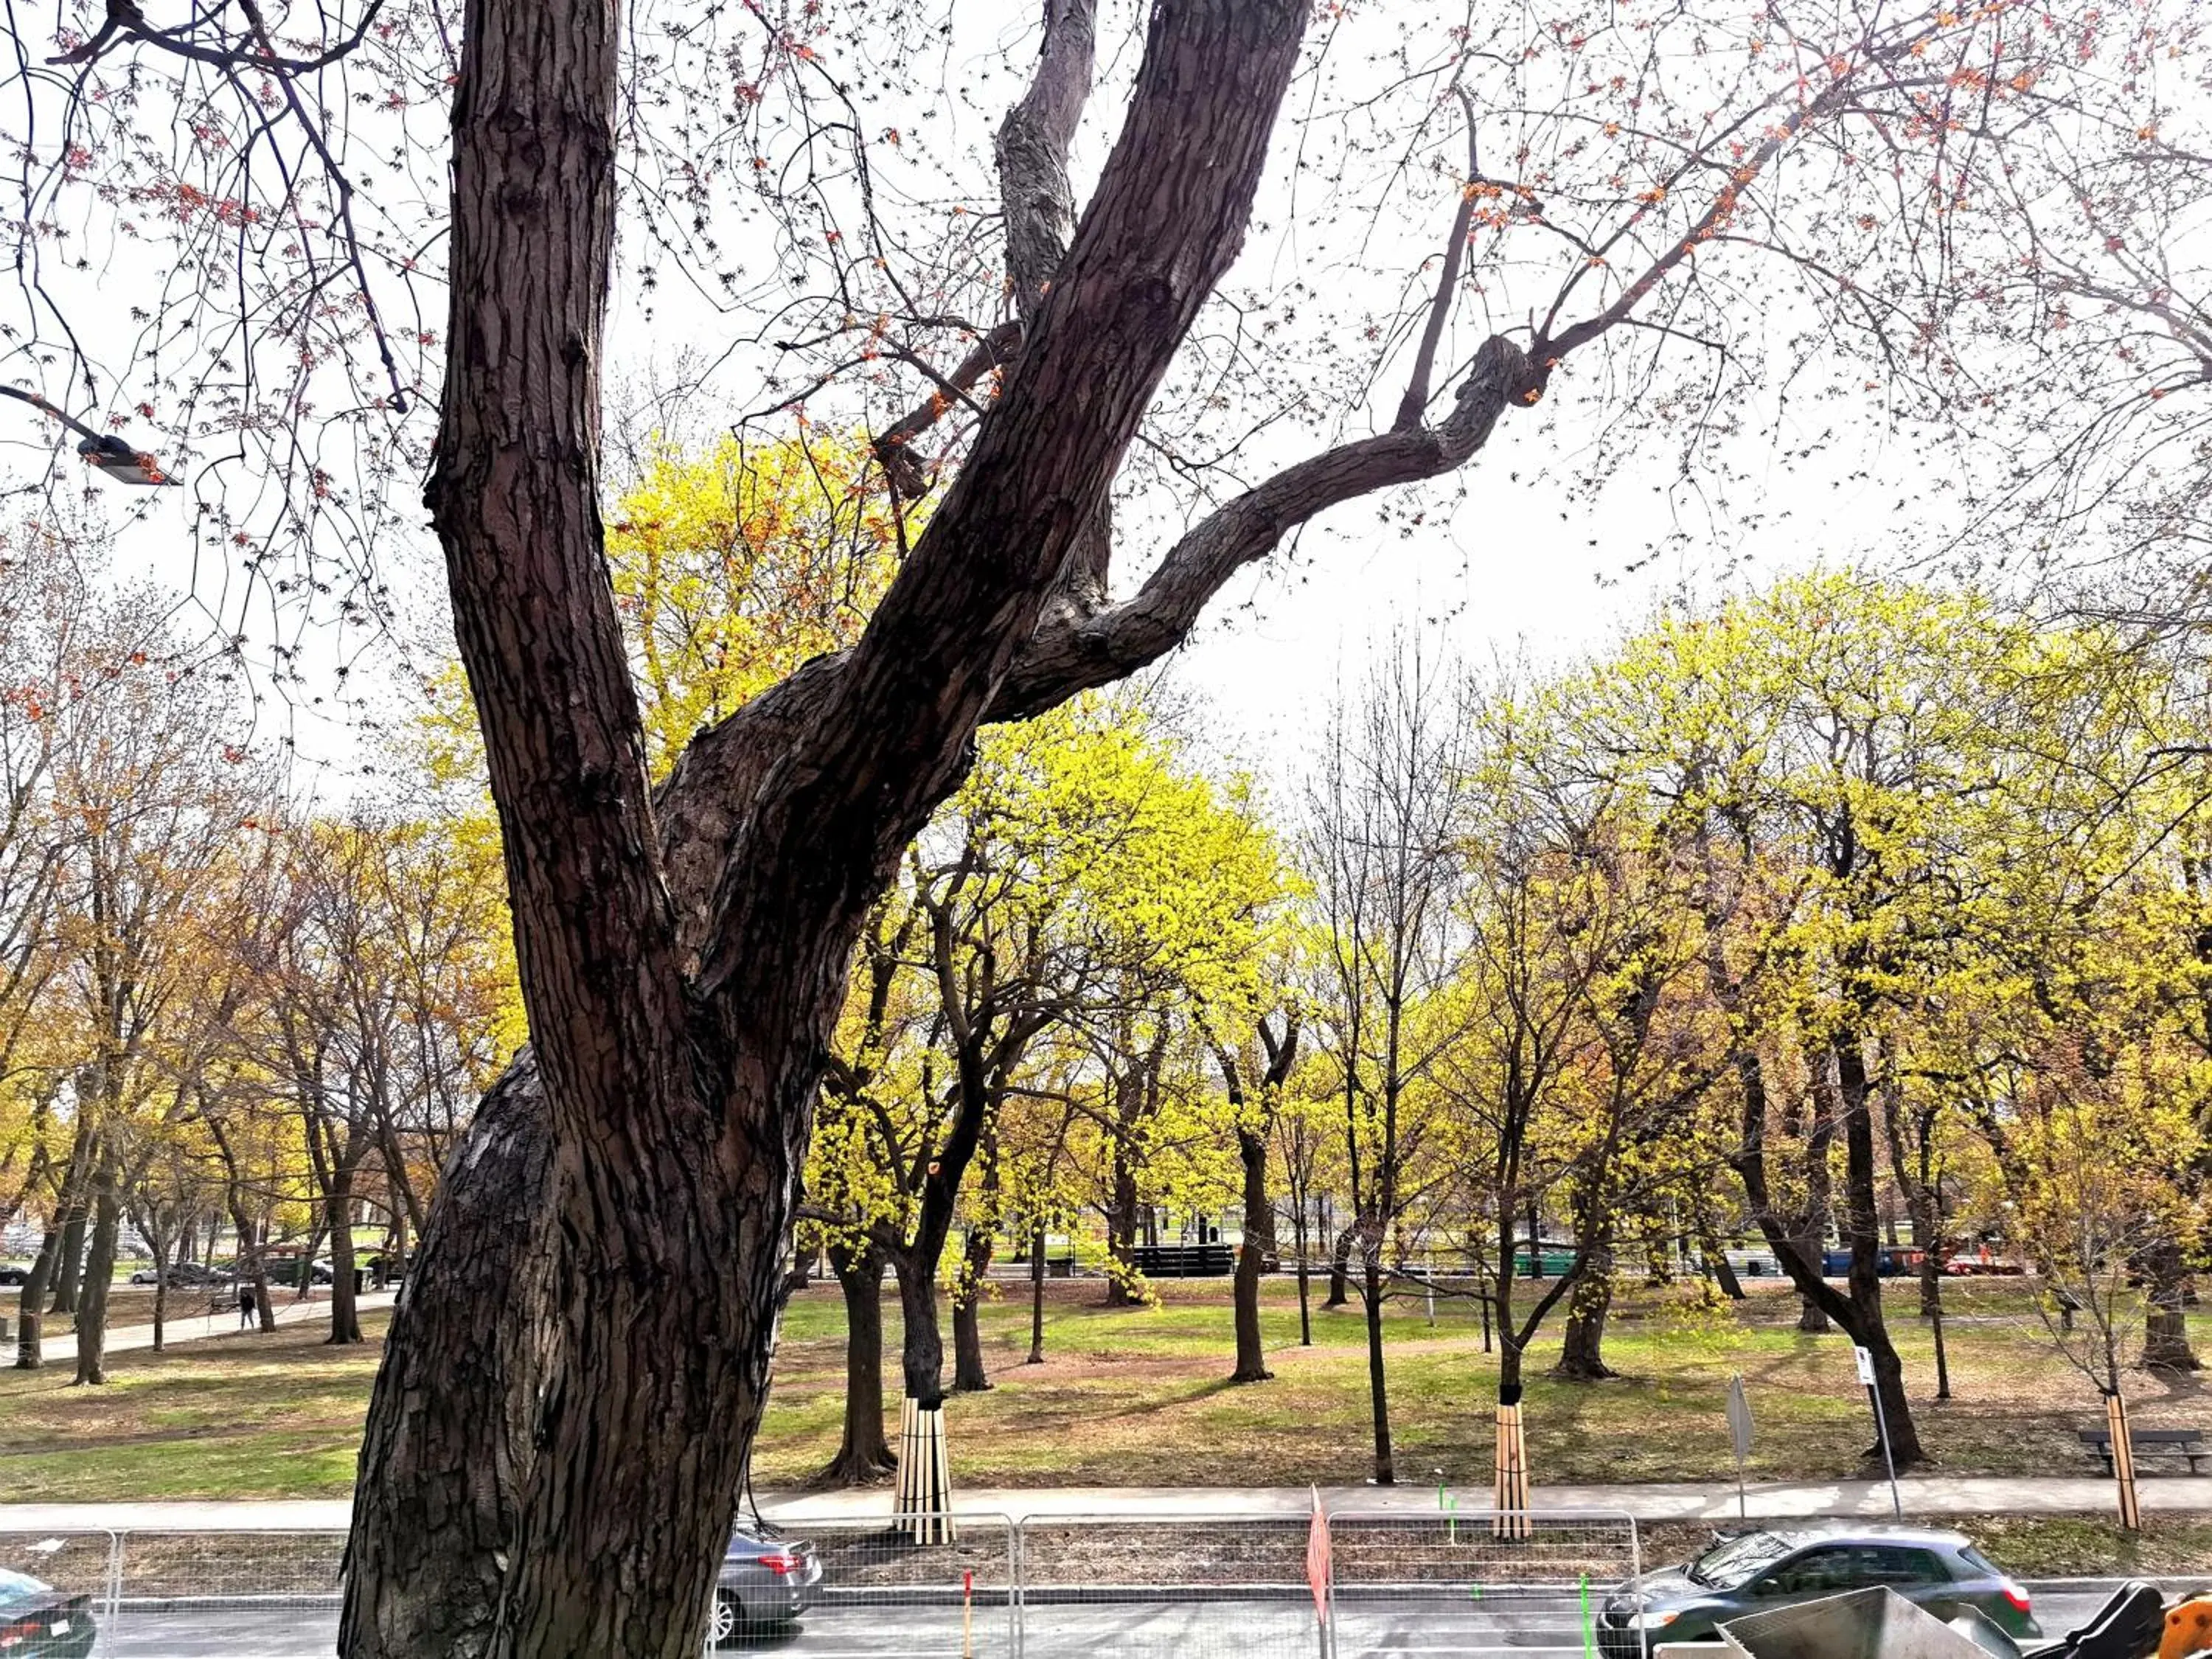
[
  {"x1": 707, "y1": 1526, "x2": 822, "y2": 1645},
  {"x1": 1597, "y1": 1524, "x2": 2039, "y2": 1656}
]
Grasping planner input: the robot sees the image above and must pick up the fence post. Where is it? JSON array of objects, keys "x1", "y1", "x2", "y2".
[
  {"x1": 103, "y1": 1528, "x2": 125, "y2": 1655},
  {"x1": 1011, "y1": 1515, "x2": 1024, "y2": 1659}
]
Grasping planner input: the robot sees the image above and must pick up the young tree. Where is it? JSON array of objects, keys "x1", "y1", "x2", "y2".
[{"x1": 1303, "y1": 642, "x2": 1469, "y2": 1486}]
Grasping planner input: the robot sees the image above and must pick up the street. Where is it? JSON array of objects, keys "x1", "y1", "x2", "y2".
[{"x1": 82, "y1": 1585, "x2": 2159, "y2": 1658}]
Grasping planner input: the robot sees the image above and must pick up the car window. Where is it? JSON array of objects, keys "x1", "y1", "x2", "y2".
[
  {"x1": 0, "y1": 1568, "x2": 48, "y2": 1611},
  {"x1": 1692, "y1": 1532, "x2": 1793, "y2": 1589},
  {"x1": 1857, "y1": 1547, "x2": 1947, "y2": 1586},
  {"x1": 1957, "y1": 1547, "x2": 2000, "y2": 1579},
  {"x1": 1775, "y1": 1548, "x2": 1854, "y2": 1594}
]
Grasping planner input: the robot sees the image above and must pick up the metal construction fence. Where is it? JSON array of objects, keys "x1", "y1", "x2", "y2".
[{"x1": 1, "y1": 1506, "x2": 1641, "y2": 1658}]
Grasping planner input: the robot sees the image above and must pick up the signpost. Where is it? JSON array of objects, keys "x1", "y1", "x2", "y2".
[
  {"x1": 1854, "y1": 1346, "x2": 1903, "y2": 1519},
  {"x1": 1725, "y1": 1372, "x2": 1753, "y2": 1520}
]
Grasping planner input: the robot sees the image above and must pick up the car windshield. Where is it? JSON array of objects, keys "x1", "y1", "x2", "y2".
[
  {"x1": 1689, "y1": 1532, "x2": 1795, "y2": 1589},
  {"x1": 0, "y1": 1568, "x2": 49, "y2": 1612}
]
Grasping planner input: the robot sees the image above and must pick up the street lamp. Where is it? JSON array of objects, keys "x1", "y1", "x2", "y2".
[{"x1": 0, "y1": 385, "x2": 180, "y2": 486}]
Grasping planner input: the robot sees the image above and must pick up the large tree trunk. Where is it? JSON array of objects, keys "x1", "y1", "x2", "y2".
[
  {"x1": 72, "y1": 1150, "x2": 121, "y2": 1385},
  {"x1": 1553, "y1": 1242, "x2": 1617, "y2": 1382},
  {"x1": 815, "y1": 1239, "x2": 894, "y2": 1486},
  {"x1": 1724, "y1": 1034, "x2": 1925, "y2": 1467},
  {"x1": 340, "y1": 1054, "x2": 557, "y2": 1659},
  {"x1": 2142, "y1": 1241, "x2": 2202, "y2": 1373},
  {"x1": 1834, "y1": 1034, "x2": 1924, "y2": 1466},
  {"x1": 1231, "y1": 1125, "x2": 1273, "y2": 1382},
  {"x1": 327, "y1": 1166, "x2": 364, "y2": 1346},
  {"x1": 1792, "y1": 1062, "x2": 1838, "y2": 1334},
  {"x1": 893, "y1": 1251, "x2": 945, "y2": 1403},
  {"x1": 1104, "y1": 1135, "x2": 1140, "y2": 1307},
  {"x1": 46, "y1": 1203, "x2": 86, "y2": 1315},
  {"x1": 1324, "y1": 1219, "x2": 1354, "y2": 1309},
  {"x1": 951, "y1": 1225, "x2": 994, "y2": 1393},
  {"x1": 13, "y1": 1222, "x2": 57, "y2": 1368},
  {"x1": 344, "y1": 0, "x2": 1375, "y2": 1647}
]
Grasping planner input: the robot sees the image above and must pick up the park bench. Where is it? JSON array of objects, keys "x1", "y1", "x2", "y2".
[{"x1": 2078, "y1": 1425, "x2": 2211, "y2": 1475}]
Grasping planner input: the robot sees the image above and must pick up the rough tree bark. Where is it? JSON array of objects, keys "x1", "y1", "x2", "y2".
[
  {"x1": 343, "y1": 0, "x2": 1560, "y2": 1647},
  {"x1": 1553, "y1": 1239, "x2": 1618, "y2": 1382},
  {"x1": 340, "y1": 1054, "x2": 557, "y2": 1659},
  {"x1": 816, "y1": 1239, "x2": 895, "y2": 1486},
  {"x1": 2142, "y1": 1241, "x2": 2202, "y2": 1373}
]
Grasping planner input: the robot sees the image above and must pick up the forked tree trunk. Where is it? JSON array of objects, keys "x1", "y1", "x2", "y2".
[
  {"x1": 816, "y1": 1239, "x2": 894, "y2": 1486},
  {"x1": 1231, "y1": 1126, "x2": 1273, "y2": 1382},
  {"x1": 1552, "y1": 1244, "x2": 1617, "y2": 1382},
  {"x1": 47, "y1": 1203, "x2": 86, "y2": 1315},
  {"x1": 2142, "y1": 1241, "x2": 2201, "y2": 1373},
  {"x1": 72, "y1": 1147, "x2": 121, "y2": 1386},
  {"x1": 340, "y1": 0, "x2": 1437, "y2": 1647}
]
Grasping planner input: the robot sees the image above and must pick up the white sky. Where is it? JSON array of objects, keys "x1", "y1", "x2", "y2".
[{"x1": 0, "y1": 0, "x2": 2132, "y2": 798}]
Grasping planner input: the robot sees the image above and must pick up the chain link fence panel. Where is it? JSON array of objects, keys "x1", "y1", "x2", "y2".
[
  {"x1": 105, "y1": 1528, "x2": 345, "y2": 1656},
  {"x1": 0, "y1": 1529, "x2": 113, "y2": 1658},
  {"x1": 1326, "y1": 1507, "x2": 1644, "y2": 1659},
  {"x1": 745, "y1": 1512, "x2": 1015, "y2": 1657},
  {"x1": 1014, "y1": 1514, "x2": 1326, "y2": 1659}
]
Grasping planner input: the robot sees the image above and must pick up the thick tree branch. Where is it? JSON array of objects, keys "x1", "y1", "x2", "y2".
[{"x1": 698, "y1": 0, "x2": 1312, "y2": 1011}]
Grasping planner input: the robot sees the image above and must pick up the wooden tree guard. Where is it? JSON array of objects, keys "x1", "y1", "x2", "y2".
[
  {"x1": 896, "y1": 1395, "x2": 957, "y2": 1544},
  {"x1": 1493, "y1": 1398, "x2": 1531, "y2": 1539},
  {"x1": 2109, "y1": 1391, "x2": 2141, "y2": 1531}
]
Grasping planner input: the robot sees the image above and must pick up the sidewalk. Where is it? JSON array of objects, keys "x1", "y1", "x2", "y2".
[
  {"x1": 0, "y1": 1474, "x2": 2184, "y2": 1536},
  {"x1": 3, "y1": 1288, "x2": 397, "y2": 1368}
]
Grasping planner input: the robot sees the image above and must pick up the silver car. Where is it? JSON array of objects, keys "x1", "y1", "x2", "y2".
[
  {"x1": 1598, "y1": 1524, "x2": 2039, "y2": 1656},
  {"x1": 707, "y1": 1526, "x2": 822, "y2": 1645}
]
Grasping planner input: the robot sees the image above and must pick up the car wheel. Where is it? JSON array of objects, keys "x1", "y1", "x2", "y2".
[{"x1": 707, "y1": 1590, "x2": 742, "y2": 1648}]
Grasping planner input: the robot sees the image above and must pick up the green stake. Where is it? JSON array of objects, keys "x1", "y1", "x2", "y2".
[{"x1": 1580, "y1": 1572, "x2": 1596, "y2": 1659}]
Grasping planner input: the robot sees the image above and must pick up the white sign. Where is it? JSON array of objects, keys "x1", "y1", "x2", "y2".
[{"x1": 1853, "y1": 1345, "x2": 1876, "y2": 1385}]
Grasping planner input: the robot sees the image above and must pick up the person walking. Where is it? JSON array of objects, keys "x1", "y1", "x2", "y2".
[{"x1": 236, "y1": 1281, "x2": 256, "y2": 1329}]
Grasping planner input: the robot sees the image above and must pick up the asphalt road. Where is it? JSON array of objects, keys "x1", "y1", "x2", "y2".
[{"x1": 82, "y1": 1585, "x2": 2171, "y2": 1659}]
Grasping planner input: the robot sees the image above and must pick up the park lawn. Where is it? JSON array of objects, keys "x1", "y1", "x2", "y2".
[
  {"x1": 2, "y1": 1277, "x2": 2208, "y2": 1504},
  {"x1": 750, "y1": 1276, "x2": 2212, "y2": 1489},
  {"x1": 0, "y1": 1312, "x2": 387, "y2": 1499}
]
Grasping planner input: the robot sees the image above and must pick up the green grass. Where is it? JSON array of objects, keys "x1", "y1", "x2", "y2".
[{"x1": 4, "y1": 1276, "x2": 2209, "y2": 1509}]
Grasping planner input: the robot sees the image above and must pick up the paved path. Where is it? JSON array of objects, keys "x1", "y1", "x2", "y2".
[
  {"x1": 0, "y1": 1473, "x2": 2188, "y2": 1537},
  {"x1": 3, "y1": 1289, "x2": 397, "y2": 1368}
]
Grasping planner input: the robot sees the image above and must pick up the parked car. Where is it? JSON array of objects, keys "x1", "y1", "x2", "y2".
[
  {"x1": 1596, "y1": 1524, "x2": 2038, "y2": 1657},
  {"x1": 0, "y1": 1566, "x2": 96, "y2": 1658},
  {"x1": 708, "y1": 1526, "x2": 821, "y2": 1644},
  {"x1": 0, "y1": 1264, "x2": 27, "y2": 1287},
  {"x1": 128, "y1": 1262, "x2": 219, "y2": 1287}
]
